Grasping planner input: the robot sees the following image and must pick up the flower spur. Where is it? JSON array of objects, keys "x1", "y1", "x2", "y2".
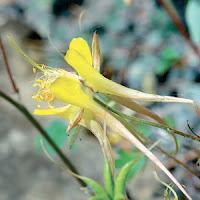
[{"x1": 65, "y1": 37, "x2": 195, "y2": 105}]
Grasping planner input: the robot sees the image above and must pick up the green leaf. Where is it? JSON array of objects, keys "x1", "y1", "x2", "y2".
[
  {"x1": 115, "y1": 149, "x2": 146, "y2": 180},
  {"x1": 156, "y1": 61, "x2": 170, "y2": 75},
  {"x1": 113, "y1": 193, "x2": 125, "y2": 200},
  {"x1": 161, "y1": 48, "x2": 179, "y2": 61},
  {"x1": 35, "y1": 119, "x2": 67, "y2": 154},
  {"x1": 156, "y1": 48, "x2": 179, "y2": 75},
  {"x1": 77, "y1": 176, "x2": 110, "y2": 200},
  {"x1": 186, "y1": 0, "x2": 200, "y2": 45},
  {"x1": 88, "y1": 195, "x2": 110, "y2": 200},
  {"x1": 114, "y1": 160, "x2": 138, "y2": 200},
  {"x1": 104, "y1": 162, "x2": 114, "y2": 198}
]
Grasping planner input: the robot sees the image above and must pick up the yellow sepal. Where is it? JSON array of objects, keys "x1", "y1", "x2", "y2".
[{"x1": 68, "y1": 37, "x2": 92, "y2": 66}]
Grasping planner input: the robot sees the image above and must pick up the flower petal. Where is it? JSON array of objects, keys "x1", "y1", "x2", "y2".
[
  {"x1": 50, "y1": 76, "x2": 94, "y2": 108},
  {"x1": 68, "y1": 37, "x2": 92, "y2": 66},
  {"x1": 34, "y1": 105, "x2": 85, "y2": 127},
  {"x1": 65, "y1": 49, "x2": 94, "y2": 76},
  {"x1": 34, "y1": 106, "x2": 71, "y2": 115}
]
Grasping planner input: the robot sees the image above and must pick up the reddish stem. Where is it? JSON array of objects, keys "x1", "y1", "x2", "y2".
[
  {"x1": 0, "y1": 35, "x2": 19, "y2": 94},
  {"x1": 159, "y1": 0, "x2": 200, "y2": 59}
]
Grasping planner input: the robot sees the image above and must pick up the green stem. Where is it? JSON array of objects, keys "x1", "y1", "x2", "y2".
[
  {"x1": 8, "y1": 35, "x2": 45, "y2": 72},
  {"x1": 0, "y1": 90, "x2": 86, "y2": 187}
]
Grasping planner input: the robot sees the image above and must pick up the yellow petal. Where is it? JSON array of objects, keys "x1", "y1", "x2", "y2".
[
  {"x1": 65, "y1": 49, "x2": 93, "y2": 76},
  {"x1": 50, "y1": 76, "x2": 94, "y2": 109},
  {"x1": 34, "y1": 105, "x2": 83, "y2": 121},
  {"x1": 65, "y1": 49, "x2": 105, "y2": 91},
  {"x1": 68, "y1": 37, "x2": 92, "y2": 66},
  {"x1": 34, "y1": 106, "x2": 70, "y2": 115}
]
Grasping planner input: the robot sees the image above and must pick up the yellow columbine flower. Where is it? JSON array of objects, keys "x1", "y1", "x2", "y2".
[
  {"x1": 32, "y1": 65, "x2": 115, "y2": 172},
  {"x1": 65, "y1": 37, "x2": 195, "y2": 105},
  {"x1": 31, "y1": 65, "x2": 191, "y2": 200},
  {"x1": 33, "y1": 67, "x2": 95, "y2": 109},
  {"x1": 10, "y1": 34, "x2": 191, "y2": 199}
]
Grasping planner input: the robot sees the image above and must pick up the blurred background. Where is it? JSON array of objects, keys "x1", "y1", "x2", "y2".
[{"x1": 0, "y1": 0, "x2": 200, "y2": 199}]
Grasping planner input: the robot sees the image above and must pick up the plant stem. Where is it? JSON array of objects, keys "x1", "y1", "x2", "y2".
[
  {"x1": 0, "y1": 35, "x2": 19, "y2": 94},
  {"x1": 0, "y1": 90, "x2": 86, "y2": 187},
  {"x1": 124, "y1": 114, "x2": 200, "y2": 141}
]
